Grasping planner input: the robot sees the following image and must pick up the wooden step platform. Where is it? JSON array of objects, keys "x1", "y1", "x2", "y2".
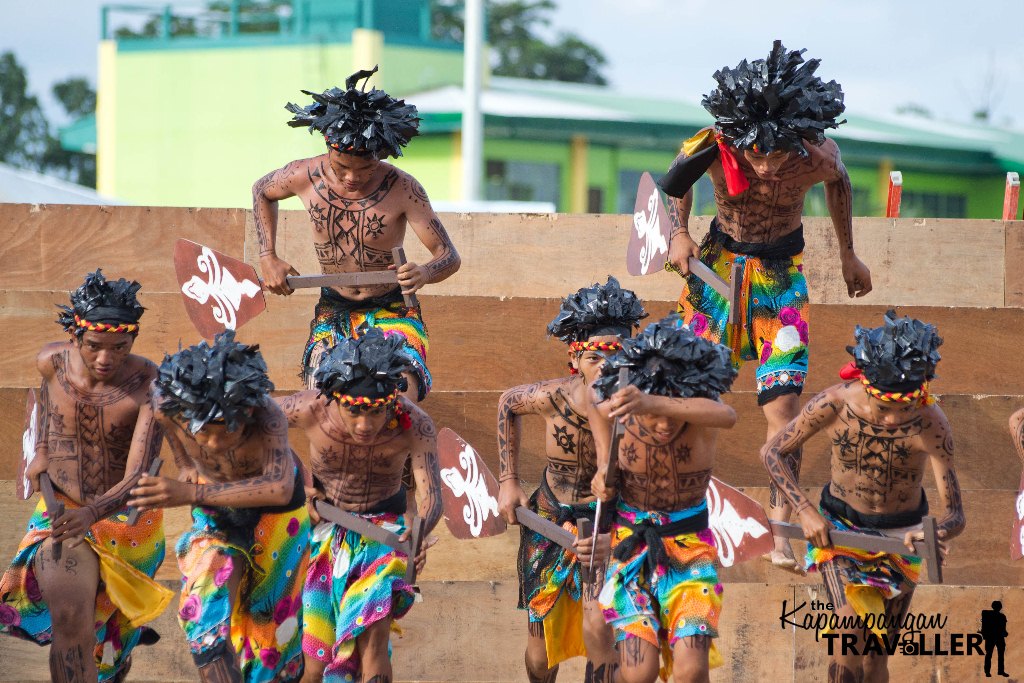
[
  {"x1": 3, "y1": 206, "x2": 1024, "y2": 679},
  {"x1": 3, "y1": 292, "x2": 1023, "y2": 394},
  {"x1": 6, "y1": 390, "x2": 1024, "y2": 495},
  {"x1": 2, "y1": 576, "x2": 1020, "y2": 682}
]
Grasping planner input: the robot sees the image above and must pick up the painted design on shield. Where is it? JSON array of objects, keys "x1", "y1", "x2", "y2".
[
  {"x1": 19, "y1": 397, "x2": 38, "y2": 500},
  {"x1": 706, "y1": 477, "x2": 771, "y2": 567},
  {"x1": 632, "y1": 186, "x2": 669, "y2": 275},
  {"x1": 1015, "y1": 490, "x2": 1024, "y2": 555},
  {"x1": 440, "y1": 444, "x2": 500, "y2": 538},
  {"x1": 180, "y1": 246, "x2": 261, "y2": 330}
]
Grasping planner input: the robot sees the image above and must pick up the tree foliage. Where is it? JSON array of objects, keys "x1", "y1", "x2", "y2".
[
  {"x1": 112, "y1": 1, "x2": 289, "y2": 39},
  {"x1": 0, "y1": 52, "x2": 50, "y2": 171},
  {"x1": 432, "y1": 0, "x2": 607, "y2": 85},
  {"x1": 0, "y1": 51, "x2": 96, "y2": 187}
]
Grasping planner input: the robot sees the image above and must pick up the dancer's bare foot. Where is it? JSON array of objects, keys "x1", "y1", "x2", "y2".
[{"x1": 762, "y1": 542, "x2": 805, "y2": 575}]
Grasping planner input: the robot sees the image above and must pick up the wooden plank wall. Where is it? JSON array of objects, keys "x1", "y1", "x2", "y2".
[{"x1": 1, "y1": 204, "x2": 1023, "y2": 681}]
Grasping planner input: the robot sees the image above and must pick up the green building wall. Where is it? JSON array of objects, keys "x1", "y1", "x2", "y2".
[
  {"x1": 99, "y1": 37, "x2": 462, "y2": 208},
  {"x1": 98, "y1": 34, "x2": 1009, "y2": 218}
]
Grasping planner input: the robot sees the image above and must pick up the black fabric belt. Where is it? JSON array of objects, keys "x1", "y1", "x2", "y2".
[
  {"x1": 537, "y1": 467, "x2": 612, "y2": 531},
  {"x1": 820, "y1": 483, "x2": 928, "y2": 530},
  {"x1": 706, "y1": 218, "x2": 804, "y2": 259},
  {"x1": 612, "y1": 508, "x2": 709, "y2": 575}
]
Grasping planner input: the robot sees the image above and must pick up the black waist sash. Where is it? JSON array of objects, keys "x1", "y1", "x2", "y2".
[
  {"x1": 612, "y1": 507, "x2": 709, "y2": 575},
  {"x1": 820, "y1": 483, "x2": 928, "y2": 530},
  {"x1": 706, "y1": 218, "x2": 804, "y2": 259},
  {"x1": 535, "y1": 469, "x2": 611, "y2": 531}
]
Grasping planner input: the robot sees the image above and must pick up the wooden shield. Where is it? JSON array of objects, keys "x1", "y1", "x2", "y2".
[
  {"x1": 706, "y1": 476, "x2": 775, "y2": 567},
  {"x1": 1012, "y1": 470, "x2": 1024, "y2": 561},
  {"x1": 174, "y1": 239, "x2": 266, "y2": 339},
  {"x1": 17, "y1": 389, "x2": 38, "y2": 500},
  {"x1": 627, "y1": 172, "x2": 673, "y2": 276},
  {"x1": 437, "y1": 428, "x2": 507, "y2": 540}
]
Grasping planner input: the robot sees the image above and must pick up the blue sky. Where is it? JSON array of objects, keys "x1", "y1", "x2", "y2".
[{"x1": 3, "y1": 0, "x2": 1023, "y2": 128}]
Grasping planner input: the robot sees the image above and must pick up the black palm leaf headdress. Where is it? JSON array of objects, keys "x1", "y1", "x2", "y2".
[
  {"x1": 56, "y1": 269, "x2": 144, "y2": 337},
  {"x1": 285, "y1": 65, "x2": 420, "y2": 158},
  {"x1": 547, "y1": 276, "x2": 647, "y2": 344},
  {"x1": 847, "y1": 310, "x2": 942, "y2": 393},
  {"x1": 592, "y1": 316, "x2": 737, "y2": 401},
  {"x1": 314, "y1": 327, "x2": 412, "y2": 403},
  {"x1": 702, "y1": 40, "x2": 846, "y2": 155},
  {"x1": 156, "y1": 331, "x2": 274, "y2": 434}
]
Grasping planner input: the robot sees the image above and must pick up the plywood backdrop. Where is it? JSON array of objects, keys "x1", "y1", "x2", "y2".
[{"x1": 1, "y1": 204, "x2": 1023, "y2": 681}]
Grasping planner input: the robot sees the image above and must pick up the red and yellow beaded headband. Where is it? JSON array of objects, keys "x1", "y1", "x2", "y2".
[
  {"x1": 74, "y1": 314, "x2": 139, "y2": 334},
  {"x1": 568, "y1": 340, "x2": 622, "y2": 354},
  {"x1": 324, "y1": 134, "x2": 368, "y2": 154},
  {"x1": 859, "y1": 377, "x2": 935, "y2": 406},
  {"x1": 839, "y1": 362, "x2": 936, "y2": 406},
  {"x1": 332, "y1": 388, "x2": 400, "y2": 410},
  {"x1": 567, "y1": 340, "x2": 621, "y2": 375}
]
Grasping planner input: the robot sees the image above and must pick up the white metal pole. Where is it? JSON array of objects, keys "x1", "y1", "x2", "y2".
[{"x1": 462, "y1": 0, "x2": 484, "y2": 203}]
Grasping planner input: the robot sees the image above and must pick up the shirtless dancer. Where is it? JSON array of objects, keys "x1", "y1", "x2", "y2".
[
  {"x1": 662, "y1": 41, "x2": 873, "y2": 569},
  {"x1": 277, "y1": 328, "x2": 442, "y2": 682},
  {"x1": 254, "y1": 66, "x2": 460, "y2": 400},
  {"x1": 0, "y1": 270, "x2": 168, "y2": 683},
  {"x1": 497, "y1": 277, "x2": 646, "y2": 683},
  {"x1": 129, "y1": 331, "x2": 309, "y2": 682},
  {"x1": 590, "y1": 317, "x2": 738, "y2": 683},
  {"x1": 762, "y1": 311, "x2": 966, "y2": 682}
]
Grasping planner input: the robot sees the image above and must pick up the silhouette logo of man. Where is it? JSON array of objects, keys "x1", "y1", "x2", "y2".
[{"x1": 980, "y1": 600, "x2": 1009, "y2": 677}]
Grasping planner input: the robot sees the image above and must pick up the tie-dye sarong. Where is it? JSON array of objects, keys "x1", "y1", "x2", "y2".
[
  {"x1": 175, "y1": 484, "x2": 310, "y2": 683},
  {"x1": 301, "y1": 287, "x2": 431, "y2": 399},
  {"x1": 516, "y1": 475, "x2": 598, "y2": 666},
  {"x1": 302, "y1": 506, "x2": 416, "y2": 682},
  {"x1": 598, "y1": 500, "x2": 723, "y2": 678},
  {"x1": 806, "y1": 485, "x2": 923, "y2": 637},
  {"x1": 0, "y1": 493, "x2": 169, "y2": 681},
  {"x1": 677, "y1": 221, "x2": 808, "y2": 405}
]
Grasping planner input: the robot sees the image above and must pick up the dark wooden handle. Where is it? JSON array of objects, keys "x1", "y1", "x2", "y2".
[
  {"x1": 392, "y1": 247, "x2": 420, "y2": 309},
  {"x1": 727, "y1": 261, "x2": 744, "y2": 325},
  {"x1": 404, "y1": 516, "x2": 427, "y2": 585},
  {"x1": 577, "y1": 518, "x2": 596, "y2": 584},
  {"x1": 127, "y1": 457, "x2": 164, "y2": 525},
  {"x1": 605, "y1": 367, "x2": 630, "y2": 487},
  {"x1": 39, "y1": 474, "x2": 63, "y2": 560},
  {"x1": 921, "y1": 516, "x2": 943, "y2": 584}
]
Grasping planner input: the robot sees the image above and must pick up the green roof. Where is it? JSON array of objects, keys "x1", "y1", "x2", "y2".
[
  {"x1": 411, "y1": 77, "x2": 1024, "y2": 175},
  {"x1": 59, "y1": 113, "x2": 97, "y2": 155}
]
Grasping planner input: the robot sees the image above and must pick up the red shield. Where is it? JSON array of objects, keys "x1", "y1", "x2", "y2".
[
  {"x1": 17, "y1": 389, "x2": 38, "y2": 500},
  {"x1": 437, "y1": 428, "x2": 507, "y2": 540},
  {"x1": 1012, "y1": 471, "x2": 1024, "y2": 561},
  {"x1": 627, "y1": 172, "x2": 673, "y2": 276},
  {"x1": 706, "y1": 476, "x2": 776, "y2": 566},
  {"x1": 174, "y1": 239, "x2": 266, "y2": 339}
]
